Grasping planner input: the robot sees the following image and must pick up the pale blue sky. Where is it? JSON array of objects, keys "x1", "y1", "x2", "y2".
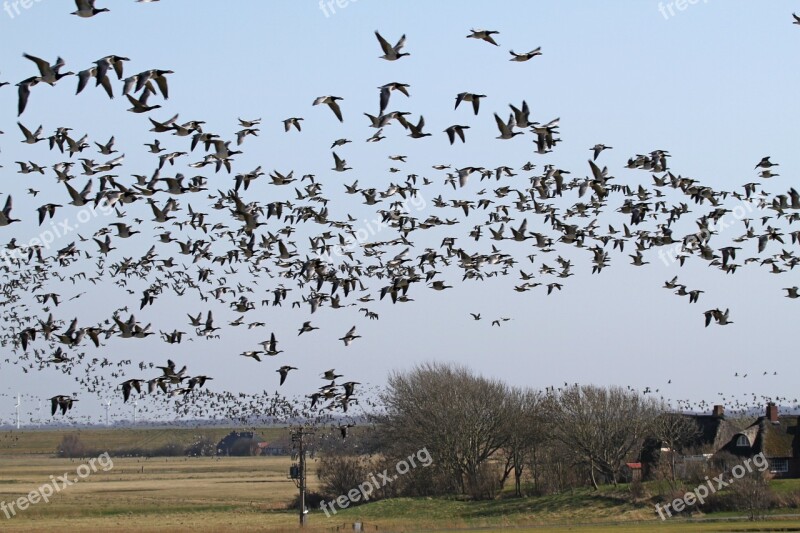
[{"x1": 0, "y1": 1, "x2": 798, "y2": 424}]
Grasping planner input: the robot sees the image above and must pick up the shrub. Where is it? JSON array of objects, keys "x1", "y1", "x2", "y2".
[
  {"x1": 185, "y1": 435, "x2": 217, "y2": 457},
  {"x1": 56, "y1": 433, "x2": 85, "y2": 458},
  {"x1": 317, "y1": 454, "x2": 374, "y2": 502}
]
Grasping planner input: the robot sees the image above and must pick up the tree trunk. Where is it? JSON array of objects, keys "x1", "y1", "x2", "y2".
[{"x1": 589, "y1": 459, "x2": 599, "y2": 490}]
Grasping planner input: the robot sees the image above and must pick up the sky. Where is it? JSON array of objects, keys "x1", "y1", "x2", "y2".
[{"x1": 0, "y1": 1, "x2": 798, "y2": 425}]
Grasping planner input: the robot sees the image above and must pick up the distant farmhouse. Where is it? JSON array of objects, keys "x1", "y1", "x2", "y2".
[
  {"x1": 216, "y1": 431, "x2": 291, "y2": 456},
  {"x1": 644, "y1": 403, "x2": 800, "y2": 479},
  {"x1": 717, "y1": 403, "x2": 800, "y2": 478}
]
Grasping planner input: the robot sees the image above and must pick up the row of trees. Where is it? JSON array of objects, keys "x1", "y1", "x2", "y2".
[{"x1": 345, "y1": 362, "x2": 704, "y2": 499}]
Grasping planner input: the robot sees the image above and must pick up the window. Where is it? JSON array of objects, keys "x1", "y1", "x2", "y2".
[
  {"x1": 736, "y1": 434, "x2": 750, "y2": 447},
  {"x1": 770, "y1": 459, "x2": 789, "y2": 474}
]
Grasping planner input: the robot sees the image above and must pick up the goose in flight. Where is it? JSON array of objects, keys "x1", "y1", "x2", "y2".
[
  {"x1": 50, "y1": 395, "x2": 77, "y2": 416},
  {"x1": 72, "y1": 0, "x2": 109, "y2": 17},
  {"x1": 131, "y1": 69, "x2": 174, "y2": 99},
  {"x1": 127, "y1": 88, "x2": 161, "y2": 113},
  {"x1": 95, "y1": 55, "x2": 129, "y2": 82},
  {"x1": 240, "y1": 350, "x2": 263, "y2": 362},
  {"x1": 339, "y1": 326, "x2": 361, "y2": 346},
  {"x1": 313, "y1": 95, "x2": 344, "y2": 122},
  {"x1": 342, "y1": 381, "x2": 360, "y2": 400},
  {"x1": 0, "y1": 196, "x2": 19, "y2": 227},
  {"x1": 187, "y1": 376, "x2": 212, "y2": 390},
  {"x1": 283, "y1": 117, "x2": 303, "y2": 132},
  {"x1": 375, "y1": 31, "x2": 409, "y2": 61},
  {"x1": 277, "y1": 365, "x2": 297, "y2": 386},
  {"x1": 794, "y1": 13, "x2": 800, "y2": 25},
  {"x1": 429, "y1": 281, "x2": 452, "y2": 291},
  {"x1": 591, "y1": 144, "x2": 612, "y2": 160},
  {"x1": 23, "y1": 53, "x2": 73, "y2": 86},
  {"x1": 407, "y1": 115, "x2": 431, "y2": 138},
  {"x1": 444, "y1": 125, "x2": 469, "y2": 145},
  {"x1": 260, "y1": 332, "x2": 282, "y2": 355},
  {"x1": 509, "y1": 48, "x2": 541, "y2": 61},
  {"x1": 688, "y1": 290, "x2": 704, "y2": 304},
  {"x1": 76, "y1": 66, "x2": 114, "y2": 99},
  {"x1": 784, "y1": 286, "x2": 799, "y2": 299},
  {"x1": 704, "y1": 308, "x2": 733, "y2": 327},
  {"x1": 455, "y1": 92, "x2": 486, "y2": 115},
  {"x1": 332, "y1": 152, "x2": 351, "y2": 172},
  {"x1": 322, "y1": 369, "x2": 343, "y2": 380},
  {"x1": 509, "y1": 100, "x2": 533, "y2": 128},
  {"x1": 298, "y1": 321, "x2": 319, "y2": 335},
  {"x1": 755, "y1": 156, "x2": 778, "y2": 169},
  {"x1": 121, "y1": 379, "x2": 144, "y2": 402},
  {"x1": 494, "y1": 113, "x2": 522, "y2": 140},
  {"x1": 467, "y1": 29, "x2": 500, "y2": 46},
  {"x1": 16, "y1": 77, "x2": 39, "y2": 116},
  {"x1": 18, "y1": 122, "x2": 44, "y2": 144},
  {"x1": 37, "y1": 203, "x2": 61, "y2": 226},
  {"x1": 379, "y1": 82, "x2": 410, "y2": 114}
]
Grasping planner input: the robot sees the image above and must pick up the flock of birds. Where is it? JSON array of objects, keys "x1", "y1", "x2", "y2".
[{"x1": 0, "y1": 3, "x2": 799, "y2": 433}]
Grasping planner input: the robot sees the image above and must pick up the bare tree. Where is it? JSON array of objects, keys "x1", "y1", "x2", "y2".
[
  {"x1": 500, "y1": 387, "x2": 546, "y2": 497},
  {"x1": 650, "y1": 410, "x2": 701, "y2": 486},
  {"x1": 376, "y1": 362, "x2": 512, "y2": 497},
  {"x1": 547, "y1": 385, "x2": 659, "y2": 488},
  {"x1": 730, "y1": 468, "x2": 773, "y2": 520}
]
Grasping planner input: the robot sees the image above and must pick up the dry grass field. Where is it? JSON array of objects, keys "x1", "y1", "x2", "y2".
[
  {"x1": 3, "y1": 428, "x2": 800, "y2": 531},
  {"x1": 0, "y1": 454, "x2": 313, "y2": 531}
]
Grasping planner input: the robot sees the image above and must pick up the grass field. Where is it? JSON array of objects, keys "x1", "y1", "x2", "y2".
[
  {"x1": 2, "y1": 428, "x2": 800, "y2": 531},
  {"x1": 0, "y1": 426, "x2": 289, "y2": 456}
]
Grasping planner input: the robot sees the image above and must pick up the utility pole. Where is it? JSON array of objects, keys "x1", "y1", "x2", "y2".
[{"x1": 290, "y1": 427, "x2": 314, "y2": 527}]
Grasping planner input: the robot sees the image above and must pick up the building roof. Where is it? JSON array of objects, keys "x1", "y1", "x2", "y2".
[
  {"x1": 718, "y1": 412, "x2": 800, "y2": 459},
  {"x1": 685, "y1": 414, "x2": 740, "y2": 452}
]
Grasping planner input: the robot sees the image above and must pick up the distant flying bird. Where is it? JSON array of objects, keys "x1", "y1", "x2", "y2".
[
  {"x1": 444, "y1": 124, "x2": 470, "y2": 145},
  {"x1": 755, "y1": 156, "x2": 778, "y2": 169},
  {"x1": 283, "y1": 117, "x2": 303, "y2": 132},
  {"x1": 322, "y1": 369, "x2": 343, "y2": 381},
  {"x1": 375, "y1": 31, "x2": 409, "y2": 61},
  {"x1": 591, "y1": 144, "x2": 612, "y2": 160},
  {"x1": 277, "y1": 366, "x2": 297, "y2": 386},
  {"x1": 72, "y1": 0, "x2": 110, "y2": 17},
  {"x1": 313, "y1": 95, "x2": 344, "y2": 122},
  {"x1": 339, "y1": 326, "x2": 361, "y2": 346},
  {"x1": 467, "y1": 29, "x2": 500, "y2": 46},
  {"x1": 509, "y1": 48, "x2": 541, "y2": 61},
  {"x1": 50, "y1": 395, "x2": 77, "y2": 416},
  {"x1": 455, "y1": 92, "x2": 486, "y2": 115}
]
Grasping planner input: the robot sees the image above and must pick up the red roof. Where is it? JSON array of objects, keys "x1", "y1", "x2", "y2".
[{"x1": 625, "y1": 462, "x2": 642, "y2": 469}]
